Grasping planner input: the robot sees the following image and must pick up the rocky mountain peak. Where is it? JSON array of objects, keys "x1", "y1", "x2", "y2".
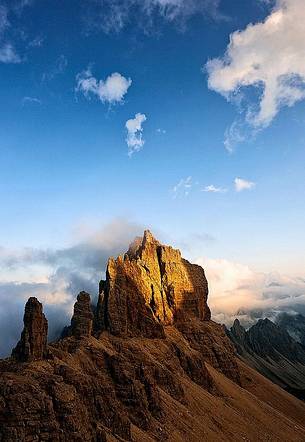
[
  {"x1": 12, "y1": 297, "x2": 48, "y2": 362},
  {"x1": 97, "y1": 230, "x2": 211, "y2": 337},
  {"x1": 231, "y1": 319, "x2": 246, "y2": 341}
]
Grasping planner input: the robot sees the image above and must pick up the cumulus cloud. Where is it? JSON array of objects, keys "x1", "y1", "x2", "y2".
[
  {"x1": 0, "y1": 218, "x2": 145, "y2": 357},
  {"x1": 172, "y1": 176, "x2": 192, "y2": 198},
  {"x1": 197, "y1": 256, "x2": 305, "y2": 328},
  {"x1": 125, "y1": 113, "x2": 147, "y2": 156},
  {"x1": 234, "y1": 177, "x2": 255, "y2": 192},
  {"x1": 207, "y1": 0, "x2": 305, "y2": 131},
  {"x1": 84, "y1": 0, "x2": 224, "y2": 34},
  {"x1": 76, "y1": 69, "x2": 132, "y2": 105},
  {"x1": 202, "y1": 184, "x2": 227, "y2": 193}
]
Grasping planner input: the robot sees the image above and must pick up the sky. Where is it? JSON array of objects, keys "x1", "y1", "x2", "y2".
[{"x1": 0, "y1": 0, "x2": 305, "y2": 356}]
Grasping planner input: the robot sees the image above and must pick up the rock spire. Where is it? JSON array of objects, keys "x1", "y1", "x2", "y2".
[{"x1": 12, "y1": 297, "x2": 48, "y2": 362}]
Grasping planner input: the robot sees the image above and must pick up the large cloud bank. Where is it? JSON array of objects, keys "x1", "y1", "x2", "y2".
[
  {"x1": 198, "y1": 256, "x2": 305, "y2": 327},
  {"x1": 207, "y1": 0, "x2": 305, "y2": 129}
]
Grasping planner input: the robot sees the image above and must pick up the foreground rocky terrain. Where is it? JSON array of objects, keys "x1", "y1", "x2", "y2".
[
  {"x1": 228, "y1": 317, "x2": 305, "y2": 399},
  {"x1": 1, "y1": 231, "x2": 305, "y2": 441}
]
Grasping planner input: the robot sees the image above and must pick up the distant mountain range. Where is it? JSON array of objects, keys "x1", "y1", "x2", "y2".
[
  {"x1": 227, "y1": 315, "x2": 305, "y2": 400},
  {"x1": 276, "y1": 312, "x2": 305, "y2": 346}
]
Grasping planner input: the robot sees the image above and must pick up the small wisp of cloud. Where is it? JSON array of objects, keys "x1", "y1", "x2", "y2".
[
  {"x1": 126, "y1": 113, "x2": 147, "y2": 156},
  {"x1": 172, "y1": 176, "x2": 192, "y2": 199},
  {"x1": 42, "y1": 54, "x2": 68, "y2": 82},
  {"x1": 22, "y1": 96, "x2": 42, "y2": 107},
  {"x1": 224, "y1": 120, "x2": 247, "y2": 153},
  {"x1": 84, "y1": 0, "x2": 224, "y2": 35},
  {"x1": 0, "y1": 43, "x2": 20, "y2": 63},
  {"x1": 234, "y1": 177, "x2": 256, "y2": 192},
  {"x1": 76, "y1": 68, "x2": 132, "y2": 105},
  {"x1": 202, "y1": 184, "x2": 227, "y2": 193}
]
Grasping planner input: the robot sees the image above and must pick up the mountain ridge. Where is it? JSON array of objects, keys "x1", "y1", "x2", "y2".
[{"x1": 1, "y1": 231, "x2": 305, "y2": 441}]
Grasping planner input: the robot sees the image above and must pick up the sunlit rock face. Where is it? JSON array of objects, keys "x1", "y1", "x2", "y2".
[{"x1": 97, "y1": 230, "x2": 211, "y2": 337}]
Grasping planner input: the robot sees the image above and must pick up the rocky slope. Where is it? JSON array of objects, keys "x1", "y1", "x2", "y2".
[
  {"x1": 228, "y1": 317, "x2": 305, "y2": 399},
  {"x1": 0, "y1": 231, "x2": 305, "y2": 441}
]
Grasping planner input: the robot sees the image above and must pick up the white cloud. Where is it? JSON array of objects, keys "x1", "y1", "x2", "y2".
[
  {"x1": 76, "y1": 69, "x2": 132, "y2": 105},
  {"x1": 0, "y1": 43, "x2": 20, "y2": 63},
  {"x1": 172, "y1": 176, "x2": 192, "y2": 198},
  {"x1": 156, "y1": 128, "x2": 166, "y2": 134},
  {"x1": 207, "y1": 0, "x2": 305, "y2": 129},
  {"x1": 202, "y1": 184, "x2": 227, "y2": 193},
  {"x1": 234, "y1": 177, "x2": 255, "y2": 192},
  {"x1": 197, "y1": 255, "x2": 305, "y2": 327},
  {"x1": 125, "y1": 113, "x2": 147, "y2": 156}
]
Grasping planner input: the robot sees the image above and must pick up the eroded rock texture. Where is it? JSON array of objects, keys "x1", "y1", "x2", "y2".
[
  {"x1": 71, "y1": 291, "x2": 94, "y2": 339},
  {"x1": 97, "y1": 230, "x2": 211, "y2": 337},
  {"x1": 11, "y1": 297, "x2": 48, "y2": 362}
]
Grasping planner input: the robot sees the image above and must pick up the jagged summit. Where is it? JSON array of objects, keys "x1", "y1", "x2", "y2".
[
  {"x1": 126, "y1": 229, "x2": 160, "y2": 258},
  {"x1": 97, "y1": 229, "x2": 211, "y2": 337}
]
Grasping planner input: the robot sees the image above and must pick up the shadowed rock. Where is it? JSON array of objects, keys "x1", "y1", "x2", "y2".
[
  {"x1": 12, "y1": 297, "x2": 48, "y2": 362},
  {"x1": 228, "y1": 317, "x2": 305, "y2": 397},
  {"x1": 71, "y1": 291, "x2": 94, "y2": 339}
]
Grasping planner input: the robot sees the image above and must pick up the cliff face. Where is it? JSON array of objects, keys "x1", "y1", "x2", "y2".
[
  {"x1": 98, "y1": 230, "x2": 211, "y2": 338},
  {"x1": 1, "y1": 232, "x2": 305, "y2": 441}
]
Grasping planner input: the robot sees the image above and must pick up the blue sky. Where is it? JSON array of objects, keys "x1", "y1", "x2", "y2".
[{"x1": 0, "y1": 0, "x2": 305, "y2": 353}]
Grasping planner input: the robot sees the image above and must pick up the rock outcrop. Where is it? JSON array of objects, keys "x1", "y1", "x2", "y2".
[
  {"x1": 71, "y1": 291, "x2": 94, "y2": 339},
  {"x1": 97, "y1": 230, "x2": 211, "y2": 337},
  {"x1": 12, "y1": 297, "x2": 48, "y2": 362}
]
